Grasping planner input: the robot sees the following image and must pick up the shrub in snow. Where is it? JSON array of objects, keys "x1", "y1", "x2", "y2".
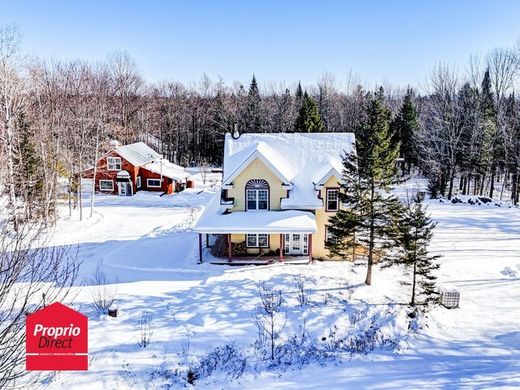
[
  {"x1": 253, "y1": 283, "x2": 286, "y2": 361},
  {"x1": 89, "y1": 265, "x2": 118, "y2": 315},
  {"x1": 137, "y1": 311, "x2": 154, "y2": 348},
  {"x1": 193, "y1": 343, "x2": 248, "y2": 381},
  {"x1": 292, "y1": 274, "x2": 311, "y2": 306}
]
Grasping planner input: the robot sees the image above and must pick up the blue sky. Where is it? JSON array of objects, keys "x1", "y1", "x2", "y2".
[{"x1": 2, "y1": 0, "x2": 520, "y2": 89}]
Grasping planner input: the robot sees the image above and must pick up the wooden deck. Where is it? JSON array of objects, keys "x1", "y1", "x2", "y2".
[{"x1": 209, "y1": 256, "x2": 311, "y2": 266}]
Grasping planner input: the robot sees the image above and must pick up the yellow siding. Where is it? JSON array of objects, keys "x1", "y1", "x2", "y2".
[
  {"x1": 313, "y1": 175, "x2": 344, "y2": 260},
  {"x1": 225, "y1": 158, "x2": 346, "y2": 260},
  {"x1": 227, "y1": 157, "x2": 286, "y2": 212}
]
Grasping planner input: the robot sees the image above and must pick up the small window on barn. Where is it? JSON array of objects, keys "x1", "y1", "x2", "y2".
[
  {"x1": 326, "y1": 188, "x2": 339, "y2": 211},
  {"x1": 147, "y1": 178, "x2": 161, "y2": 188},
  {"x1": 107, "y1": 157, "x2": 122, "y2": 171},
  {"x1": 136, "y1": 176, "x2": 142, "y2": 189},
  {"x1": 99, "y1": 180, "x2": 114, "y2": 191}
]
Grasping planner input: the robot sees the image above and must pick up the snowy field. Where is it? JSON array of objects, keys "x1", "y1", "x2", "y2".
[{"x1": 35, "y1": 180, "x2": 520, "y2": 389}]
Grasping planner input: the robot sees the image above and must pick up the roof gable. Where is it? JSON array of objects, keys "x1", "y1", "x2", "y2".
[
  {"x1": 223, "y1": 141, "x2": 292, "y2": 185},
  {"x1": 223, "y1": 133, "x2": 355, "y2": 209}
]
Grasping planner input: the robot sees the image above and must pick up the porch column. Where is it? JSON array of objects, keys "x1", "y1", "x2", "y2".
[
  {"x1": 198, "y1": 234, "x2": 203, "y2": 264},
  {"x1": 227, "y1": 234, "x2": 232, "y2": 262},
  {"x1": 308, "y1": 234, "x2": 313, "y2": 263},
  {"x1": 279, "y1": 234, "x2": 284, "y2": 262}
]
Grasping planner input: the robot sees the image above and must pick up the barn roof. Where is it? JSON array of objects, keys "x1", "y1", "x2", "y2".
[{"x1": 115, "y1": 142, "x2": 162, "y2": 166}]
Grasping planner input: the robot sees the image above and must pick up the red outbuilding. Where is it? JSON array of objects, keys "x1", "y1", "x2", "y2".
[{"x1": 81, "y1": 141, "x2": 191, "y2": 196}]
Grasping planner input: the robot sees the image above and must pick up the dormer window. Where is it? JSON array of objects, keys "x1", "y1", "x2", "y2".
[
  {"x1": 107, "y1": 157, "x2": 122, "y2": 171},
  {"x1": 326, "y1": 188, "x2": 339, "y2": 211},
  {"x1": 246, "y1": 179, "x2": 269, "y2": 211}
]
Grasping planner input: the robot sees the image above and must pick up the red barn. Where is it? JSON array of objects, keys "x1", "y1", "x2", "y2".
[{"x1": 82, "y1": 141, "x2": 190, "y2": 195}]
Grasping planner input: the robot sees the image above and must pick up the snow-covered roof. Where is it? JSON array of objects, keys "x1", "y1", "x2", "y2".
[
  {"x1": 115, "y1": 142, "x2": 162, "y2": 166},
  {"x1": 194, "y1": 194, "x2": 317, "y2": 234},
  {"x1": 142, "y1": 159, "x2": 190, "y2": 181},
  {"x1": 223, "y1": 133, "x2": 355, "y2": 209}
]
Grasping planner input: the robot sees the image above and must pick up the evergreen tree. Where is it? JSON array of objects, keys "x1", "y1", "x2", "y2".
[
  {"x1": 13, "y1": 113, "x2": 42, "y2": 210},
  {"x1": 294, "y1": 92, "x2": 324, "y2": 132},
  {"x1": 392, "y1": 194, "x2": 440, "y2": 306},
  {"x1": 391, "y1": 89, "x2": 419, "y2": 173},
  {"x1": 244, "y1": 74, "x2": 262, "y2": 132},
  {"x1": 327, "y1": 88, "x2": 400, "y2": 285},
  {"x1": 295, "y1": 81, "x2": 303, "y2": 108},
  {"x1": 478, "y1": 68, "x2": 497, "y2": 195}
]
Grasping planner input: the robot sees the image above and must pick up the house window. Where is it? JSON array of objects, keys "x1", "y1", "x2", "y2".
[
  {"x1": 246, "y1": 234, "x2": 269, "y2": 248},
  {"x1": 99, "y1": 180, "x2": 114, "y2": 191},
  {"x1": 325, "y1": 226, "x2": 338, "y2": 244},
  {"x1": 326, "y1": 188, "x2": 339, "y2": 211},
  {"x1": 147, "y1": 178, "x2": 161, "y2": 188},
  {"x1": 107, "y1": 157, "x2": 122, "y2": 171},
  {"x1": 246, "y1": 179, "x2": 269, "y2": 211},
  {"x1": 136, "y1": 176, "x2": 142, "y2": 189}
]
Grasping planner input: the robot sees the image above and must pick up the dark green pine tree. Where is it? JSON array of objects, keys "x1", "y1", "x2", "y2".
[
  {"x1": 295, "y1": 81, "x2": 303, "y2": 109},
  {"x1": 13, "y1": 113, "x2": 42, "y2": 202},
  {"x1": 478, "y1": 68, "x2": 497, "y2": 195},
  {"x1": 392, "y1": 194, "x2": 441, "y2": 306},
  {"x1": 327, "y1": 87, "x2": 401, "y2": 285},
  {"x1": 244, "y1": 74, "x2": 262, "y2": 132},
  {"x1": 294, "y1": 92, "x2": 324, "y2": 132},
  {"x1": 390, "y1": 89, "x2": 419, "y2": 174}
]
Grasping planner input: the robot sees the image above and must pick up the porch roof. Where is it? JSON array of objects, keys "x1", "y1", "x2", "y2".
[{"x1": 194, "y1": 195, "x2": 317, "y2": 234}]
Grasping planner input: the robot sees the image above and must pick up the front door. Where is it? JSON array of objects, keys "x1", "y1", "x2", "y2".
[
  {"x1": 118, "y1": 182, "x2": 131, "y2": 196},
  {"x1": 284, "y1": 234, "x2": 308, "y2": 256}
]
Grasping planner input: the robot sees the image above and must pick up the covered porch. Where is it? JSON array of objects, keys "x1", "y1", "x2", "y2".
[{"x1": 194, "y1": 207, "x2": 317, "y2": 264}]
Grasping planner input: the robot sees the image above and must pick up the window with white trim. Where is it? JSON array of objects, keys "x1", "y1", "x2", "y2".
[
  {"x1": 147, "y1": 178, "x2": 161, "y2": 188},
  {"x1": 246, "y1": 234, "x2": 269, "y2": 248},
  {"x1": 325, "y1": 226, "x2": 338, "y2": 244},
  {"x1": 107, "y1": 157, "x2": 122, "y2": 171},
  {"x1": 326, "y1": 188, "x2": 339, "y2": 211},
  {"x1": 246, "y1": 179, "x2": 269, "y2": 211},
  {"x1": 136, "y1": 176, "x2": 142, "y2": 189},
  {"x1": 99, "y1": 180, "x2": 114, "y2": 191}
]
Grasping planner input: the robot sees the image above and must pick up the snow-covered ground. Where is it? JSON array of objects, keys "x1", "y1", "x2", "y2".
[{"x1": 34, "y1": 179, "x2": 520, "y2": 389}]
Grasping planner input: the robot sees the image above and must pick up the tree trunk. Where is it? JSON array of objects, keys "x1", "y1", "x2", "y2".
[
  {"x1": 489, "y1": 169, "x2": 495, "y2": 199},
  {"x1": 4, "y1": 116, "x2": 18, "y2": 231},
  {"x1": 411, "y1": 262, "x2": 417, "y2": 306},
  {"x1": 365, "y1": 182, "x2": 375, "y2": 286},
  {"x1": 90, "y1": 130, "x2": 99, "y2": 218},
  {"x1": 447, "y1": 170, "x2": 455, "y2": 200}
]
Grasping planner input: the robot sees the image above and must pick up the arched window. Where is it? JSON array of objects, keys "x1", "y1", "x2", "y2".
[{"x1": 246, "y1": 179, "x2": 269, "y2": 211}]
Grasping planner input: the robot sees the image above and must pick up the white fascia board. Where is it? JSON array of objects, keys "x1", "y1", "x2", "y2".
[
  {"x1": 224, "y1": 150, "x2": 291, "y2": 186},
  {"x1": 316, "y1": 167, "x2": 342, "y2": 186}
]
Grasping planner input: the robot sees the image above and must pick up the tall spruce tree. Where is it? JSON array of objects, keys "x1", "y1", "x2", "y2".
[
  {"x1": 295, "y1": 81, "x2": 303, "y2": 109},
  {"x1": 479, "y1": 68, "x2": 497, "y2": 195},
  {"x1": 327, "y1": 88, "x2": 400, "y2": 285},
  {"x1": 244, "y1": 74, "x2": 262, "y2": 132},
  {"x1": 391, "y1": 89, "x2": 419, "y2": 173},
  {"x1": 392, "y1": 194, "x2": 440, "y2": 306},
  {"x1": 294, "y1": 92, "x2": 324, "y2": 132}
]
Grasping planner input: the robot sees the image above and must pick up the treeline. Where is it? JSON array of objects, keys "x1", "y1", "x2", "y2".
[{"x1": 1, "y1": 24, "x2": 520, "y2": 227}]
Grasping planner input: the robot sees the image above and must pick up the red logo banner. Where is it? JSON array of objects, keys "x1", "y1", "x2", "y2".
[{"x1": 26, "y1": 302, "x2": 88, "y2": 371}]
